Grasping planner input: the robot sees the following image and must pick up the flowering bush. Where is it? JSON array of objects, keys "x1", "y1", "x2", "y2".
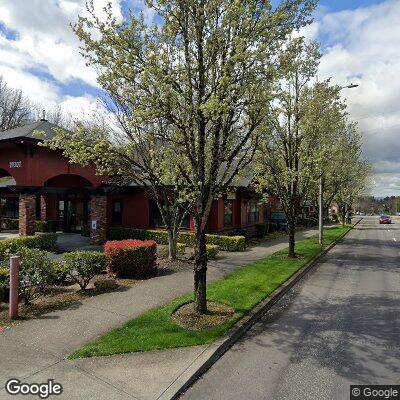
[
  {"x1": 105, "y1": 240, "x2": 157, "y2": 278},
  {"x1": 16, "y1": 247, "x2": 59, "y2": 305}
]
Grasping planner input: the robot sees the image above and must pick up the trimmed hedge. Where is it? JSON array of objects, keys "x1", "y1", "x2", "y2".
[
  {"x1": 105, "y1": 240, "x2": 157, "y2": 278},
  {"x1": 0, "y1": 233, "x2": 58, "y2": 260},
  {"x1": 298, "y1": 218, "x2": 318, "y2": 227},
  {"x1": 108, "y1": 228, "x2": 246, "y2": 252},
  {"x1": 255, "y1": 223, "x2": 266, "y2": 237},
  {"x1": 0, "y1": 218, "x2": 19, "y2": 231},
  {"x1": 36, "y1": 220, "x2": 58, "y2": 232},
  {"x1": 206, "y1": 244, "x2": 220, "y2": 259},
  {"x1": 254, "y1": 222, "x2": 280, "y2": 238},
  {"x1": 177, "y1": 242, "x2": 186, "y2": 255}
]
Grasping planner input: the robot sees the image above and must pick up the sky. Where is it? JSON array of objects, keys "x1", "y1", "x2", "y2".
[{"x1": 0, "y1": 0, "x2": 399, "y2": 196}]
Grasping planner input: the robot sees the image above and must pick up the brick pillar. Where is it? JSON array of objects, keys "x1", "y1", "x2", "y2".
[
  {"x1": 90, "y1": 195, "x2": 107, "y2": 245},
  {"x1": 19, "y1": 194, "x2": 36, "y2": 236},
  {"x1": 40, "y1": 195, "x2": 47, "y2": 221}
]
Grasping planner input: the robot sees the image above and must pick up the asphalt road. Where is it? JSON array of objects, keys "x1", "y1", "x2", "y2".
[{"x1": 182, "y1": 217, "x2": 400, "y2": 400}]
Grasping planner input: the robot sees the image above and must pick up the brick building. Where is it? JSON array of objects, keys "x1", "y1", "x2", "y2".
[{"x1": 0, "y1": 120, "x2": 274, "y2": 243}]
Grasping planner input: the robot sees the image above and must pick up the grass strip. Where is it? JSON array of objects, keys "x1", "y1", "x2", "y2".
[{"x1": 69, "y1": 226, "x2": 350, "y2": 359}]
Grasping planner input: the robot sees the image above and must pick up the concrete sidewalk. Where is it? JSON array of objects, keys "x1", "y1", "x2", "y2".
[{"x1": 0, "y1": 228, "x2": 318, "y2": 400}]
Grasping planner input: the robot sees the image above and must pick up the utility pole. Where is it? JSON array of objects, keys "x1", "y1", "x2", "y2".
[{"x1": 318, "y1": 82, "x2": 358, "y2": 246}]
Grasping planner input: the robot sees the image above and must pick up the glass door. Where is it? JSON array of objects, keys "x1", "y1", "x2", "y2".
[
  {"x1": 75, "y1": 201, "x2": 85, "y2": 232},
  {"x1": 59, "y1": 197, "x2": 88, "y2": 232},
  {"x1": 66, "y1": 200, "x2": 76, "y2": 232}
]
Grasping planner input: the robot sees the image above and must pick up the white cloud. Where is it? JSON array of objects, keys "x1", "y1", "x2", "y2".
[
  {"x1": 0, "y1": 0, "x2": 125, "y2": 118},
  {"x1": 0, "y1": 64, "x2": 60, "y2": 106},
  {"x1": 314, "y1": 0, "x2": 400, "y2": 196},
  {"x1": 59, "y1": 94, "x2": 104, "y2": 120}
]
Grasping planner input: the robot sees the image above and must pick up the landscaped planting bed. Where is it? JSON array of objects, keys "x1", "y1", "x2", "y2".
[
  {"x1": 69, "y1": 226, "x2": 351, "y2": 359},
  {"x1": 108, "y1": 227, "x2": 246, "y2": 252},
  {"x1": 0, "y1": 238, "x2": 192, "y2": 328},
  {"x1": 0, "y1": 218, "x2": 19, "y2": 231},
  {"x1": 0, "y1": 274, "x2": 141, "y2": 328}
]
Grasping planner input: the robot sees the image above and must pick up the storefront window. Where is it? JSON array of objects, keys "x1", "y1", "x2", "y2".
[
  {"x1": 224, "y1": 200, "x2": 233, "y2": 226},
  {"x1": 247, "y1": 198, "x2": 259, "y2": 223},
  {"x1": 112, "y1": 200, "x2": 123, "y2": 226}
]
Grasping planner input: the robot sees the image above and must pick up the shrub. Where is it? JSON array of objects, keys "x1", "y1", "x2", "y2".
[
  {"x1": 16, "y1": 247, "x2": 59, "y2": 305},
  {"x1": 53, "y1": 262, "x2": 69, "y2": 285},
  {"x1": 331, "y1": 213, "x2": 339, "y2": 223},
  {"x1": 298, "y1": 218, "x2": 318, "y2": 227},
  {"x1": 268, "y1": 222, "x2": 278, "y2": 233},
  {"x1": 206, "y1": 244, "x2": 220, "y2": 259},
  {"x1": 177, "y1": 242, "x2": 186, "y2": 255},
  {"x1": 1, "y1": 218, "x2": 19, "y2": 230},
  {"x1": 0, "y1": 266, "x2": 10, "y2": 303},
  {"x1": 63, "y1": 251, "x2": 105, "y2": 290},
  {"x1": 255, "y1": 223, "x2": 268, "y2": 238},
  {"x1": 36, "y1": 220, "x2": 58, "y2": 233},
  {"x1": 0, "y1": 267, "x2": 9, "y2": 287},
  {"x1": 81, "y1": 224, "x2": 90, "y2": 237},
  {"x1": 105, "y1": 240, "x2": 157, "y2": 278},
  {"x1": 205, "y1": 234, "x2": 245, "y2": 251},
  {"x1": 0, "y1": 233, "x2": 58, "y2": 260},
  {"x1": 108, "y1": 228, "x2": 246, "y2": 252},
  {"x1": 35, "y1": 233, "x2": 58, "y2": 250}
]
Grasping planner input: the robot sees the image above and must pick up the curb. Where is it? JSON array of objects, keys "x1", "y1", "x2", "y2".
[{"x1": 170, "y1": 219, "x2": 361, "y2": 399}]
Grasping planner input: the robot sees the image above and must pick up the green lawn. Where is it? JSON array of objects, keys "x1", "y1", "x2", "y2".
[{"x1": 69, "y1": 225, "x2": 351, "y2": 359}]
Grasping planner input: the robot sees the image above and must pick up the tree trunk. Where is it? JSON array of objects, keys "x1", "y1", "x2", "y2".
[
  {"x1": 341, "y1": 205, "x2": 346, "y2": 227},
  {"x1": 194, "y1": 228, "x2": 207, "y2": 314},
  {"x1": 167, "y1": 229, "x2": 177, "y2": 260},
  {"x1": 288, "y1": 219, "x2": 296, "y2": 258}
]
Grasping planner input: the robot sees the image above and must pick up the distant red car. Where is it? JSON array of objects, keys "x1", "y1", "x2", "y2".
[{"x1": 379, "y1": 215, "x2": 392, "y2": 224}]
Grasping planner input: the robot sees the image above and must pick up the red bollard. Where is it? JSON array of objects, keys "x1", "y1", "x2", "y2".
[{"x1": 9, "y1": 256, "x2": 20, "y2": 320}]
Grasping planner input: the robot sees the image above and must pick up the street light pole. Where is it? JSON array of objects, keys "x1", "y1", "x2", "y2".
[
  {"x1": 318, "y1": 82, "x2": 359, "y2": 246},
  {"x1": 318, "y1": 174, "x2": 324, "y2": 245}
]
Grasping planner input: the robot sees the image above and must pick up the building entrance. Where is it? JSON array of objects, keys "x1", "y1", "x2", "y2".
[{"x1": 58, "y1": 195, "x2": 89, "y2": 233}]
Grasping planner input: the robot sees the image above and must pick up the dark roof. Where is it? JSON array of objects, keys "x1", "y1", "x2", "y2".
[{"x1": 0, "y1": 120, "x2": 65, "y2": 143}]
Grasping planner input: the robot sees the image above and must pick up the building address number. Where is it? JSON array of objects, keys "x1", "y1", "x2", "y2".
[{"x1": 9, "y1": 161, "x2": 22, "y2": 168}]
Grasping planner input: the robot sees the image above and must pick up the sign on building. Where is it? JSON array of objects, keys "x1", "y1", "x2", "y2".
[{"x1": 9, "y1": 161, "x2": 22, "y2": 168}]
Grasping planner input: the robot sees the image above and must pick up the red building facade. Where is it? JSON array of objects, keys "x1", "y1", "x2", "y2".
[{"x1": 0, "y1": 120, "x2": 271, "y2": 243}]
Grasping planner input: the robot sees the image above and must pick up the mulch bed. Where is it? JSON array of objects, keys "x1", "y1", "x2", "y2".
[
  {"x1": 0, "y1": 256, "x2": 193, "y2": 330},
  {"x1": 0, "y1": 275, "x2": 140, "y2": 329},
  {"x1": 172, "y1": 300, "x2": 235, "y2": 331}
]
